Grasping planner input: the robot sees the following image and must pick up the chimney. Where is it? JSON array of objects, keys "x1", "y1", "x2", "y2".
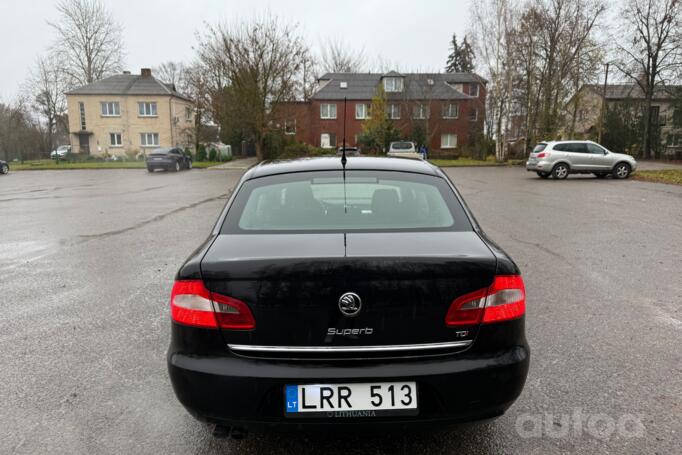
[{"x1": 141, "y1": 68, "x2": 152, "y2": 77}]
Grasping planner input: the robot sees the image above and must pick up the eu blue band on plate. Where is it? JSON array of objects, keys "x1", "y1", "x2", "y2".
[{"x1": 285, "y1": 385, "x2": 298, "y2": 413}]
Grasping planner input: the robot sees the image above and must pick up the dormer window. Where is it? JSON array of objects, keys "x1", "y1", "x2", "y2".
[
  {"x1": 384, "y1": 77, "x2": 403, "y2": 92},
  {"x1": 470, "y1": 84, "x2": 480, "y2": 97}
]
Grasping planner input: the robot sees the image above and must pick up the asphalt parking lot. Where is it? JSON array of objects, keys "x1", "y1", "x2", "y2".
[{"x1": 1, "y1": 165, "x2": 680, "y2": 454}]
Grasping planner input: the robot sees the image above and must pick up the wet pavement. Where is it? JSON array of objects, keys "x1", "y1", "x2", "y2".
[{"x1": 0, "y1": 166, "x2": 680, "y2": 454}]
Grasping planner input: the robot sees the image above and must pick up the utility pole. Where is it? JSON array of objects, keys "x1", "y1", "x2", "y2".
[{"x1": 597, "y1": 62, "x2": 609, "y2": 144}]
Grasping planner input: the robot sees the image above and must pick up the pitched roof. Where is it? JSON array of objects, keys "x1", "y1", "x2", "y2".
[
  {"x1": 313, "y1": 72, "x2": 486, "y2": 100},
  {"x1": 66, "y1": 73, "x2": 193, "y2": 102},
  {"x1": 583, "y1": 83, "x2": 682, "y2": 101}
]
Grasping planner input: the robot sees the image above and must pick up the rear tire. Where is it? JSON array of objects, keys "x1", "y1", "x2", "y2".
[
  {"x1": 0, "y1": 164, "x2": 8, "y2": 174},
  {"x1": 594, "y1": 173, "x2": 607, "y2": 179},
  {"x1": 613, "y1": 162, "x2": 631, "y2": 179},
  {"x1": 536, "y1": 171, "x2": 550, "y2": 179},
  {"x1": 174, "y1": 162, "x2": 181, "y2": 172},
  {"x1": 147, "y1": 167, "x2": 154, "y2": 173},
  {"x1": 552, "y1": 163, "x2": 569, "y2": 180},
  {"x1": 187, "y1": 160, "x2": 193, "y2": 170}
]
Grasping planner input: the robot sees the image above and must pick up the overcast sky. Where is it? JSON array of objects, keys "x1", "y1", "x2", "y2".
[{"x1": 0, "y1": 0, "x2": 471, "y2": 100}]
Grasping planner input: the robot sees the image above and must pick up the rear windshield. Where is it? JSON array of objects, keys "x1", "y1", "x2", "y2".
[
  {"x1": 391, "y1": 142, "x2": 414, "y2": 150},
  {"x1": 532, "y1": 143, "x2": 547, "y2": 153},
  {"x1": 150, "y1": 148, "x2": 172, "y2": 155},
  {"x1": 221, "y1": 171, "x2": 472, "y2": 233}
]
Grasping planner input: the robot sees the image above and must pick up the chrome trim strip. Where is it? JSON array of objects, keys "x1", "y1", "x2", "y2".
[{"x1": 228, "y1": 340, "x2": 472, "y2": 353}]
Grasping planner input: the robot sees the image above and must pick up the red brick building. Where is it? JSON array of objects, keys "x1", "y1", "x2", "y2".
[{"x1": 278, "y1": 71, "x2": 486, "y2": 154}]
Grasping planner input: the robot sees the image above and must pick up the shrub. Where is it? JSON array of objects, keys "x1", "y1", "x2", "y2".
[
  {"x1": 196, "y1": 144, "x2": 207, "y2": 162},
  {"x1": 209, "y1": 148, "x2": 217, "y2": 161}
]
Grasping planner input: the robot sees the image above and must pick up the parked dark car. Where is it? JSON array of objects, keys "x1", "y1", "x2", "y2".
[
  {"x1": 146, "y1": 148, "x2": 192, "y2": 172},
  {"x1": 0, "y1": 160, "x2": 9, "y2": 175},
  {"x1": 167, "y1": 157, "x2": 529, "y2": 437}
]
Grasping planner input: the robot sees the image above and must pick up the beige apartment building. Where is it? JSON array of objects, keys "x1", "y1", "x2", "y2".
[{"x1": 65, "y1": 68, "x2": 194, "y2": 157}]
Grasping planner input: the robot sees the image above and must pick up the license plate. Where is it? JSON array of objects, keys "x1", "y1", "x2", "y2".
[{"x1": 284, "y1": 382, "x2": 417, "y2": 418}]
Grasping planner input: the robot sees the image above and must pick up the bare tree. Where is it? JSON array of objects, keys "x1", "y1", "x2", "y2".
[
  {"x1": 48, "y1": 0, "x2": 125, "y2": 86},
  {"x1": 471, "y1": 0, "x2": 605, "y2": 159},
  {"x1": 0, "y1": 98, "x2": 44, "y2": 162},
  {"x1": 470, "y1": 0, "x2": 517, "y2": 161},
  {"x1": 153, "y1": 61, "x2": 187, "y2": 89},
  {"x1": 319, "y1": 38, "x2": 366, "y2": 73},
  {"x1": 615, "y1": 0, "x2": 682, "y2": 158},
  {"x1": 25, "y1": 56, "x2": 69, "y2": 155},
  {"x1": 197, "y1": 15, "x2": 312, "y2": 160}
]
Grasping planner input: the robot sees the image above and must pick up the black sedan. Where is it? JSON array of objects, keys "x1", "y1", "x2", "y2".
[
  {"x1": 146, "y1": 148, "x2": 192, "y2": 172},
  {"x1": 167, "y1": 157, "x2": 529, "y2": 437},
  {"x1": 0, "y1": 159, "x2": 8, "y2": 174}
]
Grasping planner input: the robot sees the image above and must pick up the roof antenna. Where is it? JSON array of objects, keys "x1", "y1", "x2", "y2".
[
  {"x1": 341, "y1": 96, "x2": 348, "y2": 214},
  {"x1": 341, "y1": 97, "x2": 347, "y2": 167}
]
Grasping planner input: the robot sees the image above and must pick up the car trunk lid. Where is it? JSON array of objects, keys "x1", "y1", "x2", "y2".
[{"x1": 201, "y1": 232, "x2": 496, "y2": 357}]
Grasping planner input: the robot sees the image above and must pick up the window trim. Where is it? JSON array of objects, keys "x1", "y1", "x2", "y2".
[
  {"x1": 138, "y1": 102, "x2": 158, "y2": 117},
  {"x1": 100, "y1": 101, "x2": 120, "y2": 117},
  {"x1": 413, "y1": 103, "x2": 429, "y2": 120},
  {"x1": 387, "y1": 103, "x2": 401, "y2": 120},
  {"x1": 284, "y1": 120, "x2": 296, "y2": 135},
  {"x1": 442, "y1": 103, "x2": 459, "y2": 119},
  {"x1": 355, "y1": 103, "x2": 368, "y2": 120},
  {"x1": 320, "y1": 133, "x2": 336, "y2": 149},
  {"x1": 109, "y1": 132, "x2": 122, "y2": 147},
  {"x1": 79, "y1": 102, "x2": 86, "y2": 130},
  {"x1": 140, "y1": 132, "x2": 160, "y2": 147},
  {"x1": 320, "y1": 103, "x2": 337, "y2": 120},
  {"x1": 441, "y1": 133, "x2": 457, "y2": 149},
  {"x1": 383, "y1": 77, "x2": 404, "y2": 93},
  {"x1": 469, "y1": 108, "x2": 479, "y2": 121}
]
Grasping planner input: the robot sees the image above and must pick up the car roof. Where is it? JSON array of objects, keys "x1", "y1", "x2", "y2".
[
  {"x1": 244, "y1": 156, "x2": 440, "y2": 180},
  {"x1": 543, "y1": 140, "x2": 597, "y2": 145}
]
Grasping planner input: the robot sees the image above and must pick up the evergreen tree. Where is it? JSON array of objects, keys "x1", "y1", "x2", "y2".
[{"x1": 445, "y1": 33, "x2": 475, "y2": 73}]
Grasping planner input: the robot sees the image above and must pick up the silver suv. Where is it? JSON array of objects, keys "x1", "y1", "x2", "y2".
[{"x1": 526, "y1": 141, "x2": 637, "y2": 179}]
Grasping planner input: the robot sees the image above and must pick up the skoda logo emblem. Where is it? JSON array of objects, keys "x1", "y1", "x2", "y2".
[{"x1": 338, "y1": 292, "x2": 362, "y2": 317}]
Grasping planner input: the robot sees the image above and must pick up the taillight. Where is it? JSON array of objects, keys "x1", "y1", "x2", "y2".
[
  {"x1": 170, "y1": 280, "x2": 255, "y2": 330},
  {"x1": 445, "y1": 275, "x2": 525, "y2": 327},
  {"x1": 537, "y1": 152, "x2": 550, "y2": 158}
]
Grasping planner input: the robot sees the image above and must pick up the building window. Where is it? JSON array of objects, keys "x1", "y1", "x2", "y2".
[
  {"x1": 355, "y1": 103, "x2": 369, "y2": 119},
  {"x1": 138, "y1": 102, "x2": 158, "y2": 117},
  {"x1": 79, "y1": 102, "x2": 86, "y2": 130},
  {"x1": 387, "y1": 104, "x2": 401, "y2": 120},
  {"x1": 673, "y1": 109, "x2": 682, "y2": 127},
  {"x1": 413, "y1": 103, "x2": 429, "y2": 119},
  {"x1": 284, "y1": 120, "x2": 296, "y2": 135},
  {"x1": 321, "y1": 133, "x2": 336, "y2": 149},
  {"x1": 320, "y1": 103, "x2": 337, "y2": 119},
  {"x1": 442, "y1": 103, "x2": 459, "y2": 119},
  {"x1": 383, "y1": 77, "x2": 403, "y2": 92},
  {"x1": 441, "y1": 133, "x2": 457, "y2": 149},
  {"x1": 469, "y1": 108, "x2": 479, "y2": 121},
  {"x1": 140, "y1": 133, "x2": 160, "y2": 147},
  {"x1": 667, "y1": 133, "x2": 682, "y2": 146},
  {"x1": 109, "y1": 133, "x2": 122, "y2": 147},
  {"x1": 470, "y1": 84, "x2": 479, "y2": 97},
  {"x1": 100, "y1": 102, "x2": 120, "y2": 117},
  {"x1": 185, "y1": 107, "x2": 192, "y2": 122}
]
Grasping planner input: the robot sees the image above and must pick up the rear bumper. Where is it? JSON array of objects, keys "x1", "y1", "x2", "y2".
[
  {"x1": 167, "y1": 324, "x2": 530, "y2": 430},
  {"x1": 147, "y1": 160, "x2": 175, "y2": 170},
  {"x1": 526, "y1": 160, "x2": 550, "y2": 171}
]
